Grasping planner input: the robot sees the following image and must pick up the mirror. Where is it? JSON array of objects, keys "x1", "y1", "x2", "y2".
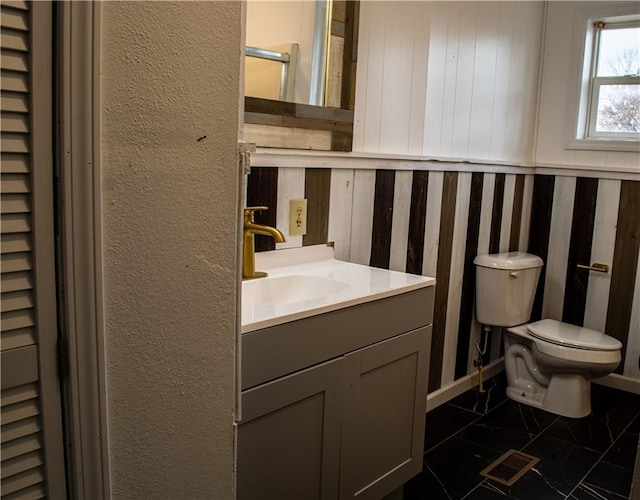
[
  {"x1": 245, "y1": 1, "x2": 329, "y2": 106},
  {"x1": 244, "y1": 0, "x2": 359, "y2": 151}
]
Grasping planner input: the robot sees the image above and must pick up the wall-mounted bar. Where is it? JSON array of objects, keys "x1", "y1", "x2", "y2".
[
  {"x1": 245, "y1": 45, "x2": 297, "y2": 102},
  {"x1": 577, "y1": 262, "x2": 609, "y2": 273},
  {"x1": 245, "y1": 46, "x2": 290, "y2": 64}
]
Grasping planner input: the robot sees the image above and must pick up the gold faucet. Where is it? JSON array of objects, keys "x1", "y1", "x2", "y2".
[{"x1": 243, "y1": 206, "x2": 286, "y2": 280}]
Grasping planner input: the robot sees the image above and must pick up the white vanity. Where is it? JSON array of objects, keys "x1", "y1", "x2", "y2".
[{"x1": 239, "y1": 246, "x2": 435, "y2": 500}]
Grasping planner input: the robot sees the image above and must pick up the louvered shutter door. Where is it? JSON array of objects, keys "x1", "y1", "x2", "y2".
[{"x1": 1, "y1": 1, "x2": 67, "y2": 498}]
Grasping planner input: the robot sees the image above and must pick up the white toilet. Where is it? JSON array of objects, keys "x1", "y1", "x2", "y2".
[{"x1": 473, "y1": 252, "x2": 622, "y2": 418}]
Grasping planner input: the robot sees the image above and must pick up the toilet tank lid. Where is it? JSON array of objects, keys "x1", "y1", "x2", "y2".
[
  {"x1": 473, "y1": 252, "x2": 543, "y2": 270},
  {"x1": 527, "y1": 319, "x2": 622, "y2": 351}
]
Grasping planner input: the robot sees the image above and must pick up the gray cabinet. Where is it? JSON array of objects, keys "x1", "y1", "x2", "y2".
[
  {"x1": 340, "y1": 328, "x2": 430, "y2": 499},
  {"x1": 238, "y1": 286, "x2": 435, "y2": 500},
  {"x1": 237, "y1": 358, "x2": 344, "y2": 500}
]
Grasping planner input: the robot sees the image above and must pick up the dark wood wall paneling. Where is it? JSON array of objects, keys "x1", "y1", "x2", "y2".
[
  {"x1": 246, "y1": 167, "x2": 279, "y2": 252},
  {"x1": 488, "y1": 173, "x2": 506, "y2": 254},
  {"x1": 429, "y1": 172, "x2": 458, "y2": 392},
  {"x1": 509, "y1": 174, "x2": 526, "y2": 252},
  {"x1": 606, "y1": 180, "x2": 640, "y2": 373},
  {"x1": 406, "y1": 171, "x2": 429, "y2": 275},
  {"x1": 303, "y1": 169, "x2": 332, "y2": 247},
  {"x1": 563, "y1": 177, "x2": 599, "y2": 326},
  {"x1": 528, "y1": 175, "x2": 555, "y2": 322},
  {"x1": 340, "y1": 0, "x2": 359, "y2": 111},
  {"x1": 369, "y1": 170, "x2": 396, "y2": 269},
  {"x1": 455, "y1": 172, "x2": 485, "y2": 378}
]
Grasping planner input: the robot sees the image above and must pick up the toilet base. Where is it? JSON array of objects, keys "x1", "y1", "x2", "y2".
[{"x1": 506, "y1": 374, "x2": 591, "y2": 418}]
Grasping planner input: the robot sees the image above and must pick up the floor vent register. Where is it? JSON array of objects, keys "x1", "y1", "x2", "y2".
[{"x1": 479, "y1": 449, "x2": 540, "y2": 486}]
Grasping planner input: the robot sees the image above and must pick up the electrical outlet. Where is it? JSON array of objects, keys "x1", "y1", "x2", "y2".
[{"x1": 289, "y1": 199, "x2": 307, "y2": 236}]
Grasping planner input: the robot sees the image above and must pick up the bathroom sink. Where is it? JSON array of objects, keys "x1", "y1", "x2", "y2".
[
  {"x1": 241, "y1": 245, "x2": 435, "y2": 332},
  {"x1": 243, "y1": 274, "x2": 349, "y2": 305}
]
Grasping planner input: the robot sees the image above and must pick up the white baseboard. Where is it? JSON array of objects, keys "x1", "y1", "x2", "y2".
[
  {"x1": 593, "y1": 373, "x2": 640, "y2": 395},
  {"x1": 426, "y1": 359, "x2": 505, "y2": 412},
  {"x1": 425, "y1": 362, "x2": 640, "y2": 414}
]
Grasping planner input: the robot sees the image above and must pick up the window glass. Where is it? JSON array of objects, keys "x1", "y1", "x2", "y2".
[
  {"x1": 594, "y1": 84, "x2": 640, "y2": 133},
  {"x1": 596, "y1": 27, "x2": 640, "y2": 77},
  {"x1": 588, "y1": 23, "x2": 640, "y2": 138}
]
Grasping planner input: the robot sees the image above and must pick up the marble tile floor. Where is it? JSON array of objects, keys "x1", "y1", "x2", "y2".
[{"x1": 403, "y1": 373, "x2": 640, "y2": 500}]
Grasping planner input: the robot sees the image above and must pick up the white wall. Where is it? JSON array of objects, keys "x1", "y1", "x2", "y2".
[
  {"x1": 535, "y1": 1, "x2": 639, "y2": 172},
  {"x1": 101, "y1": 2, "x2": 241, "y2": 498},
  {"x1": 353, "y1": 1, "x2": 544, "y2": 164}
]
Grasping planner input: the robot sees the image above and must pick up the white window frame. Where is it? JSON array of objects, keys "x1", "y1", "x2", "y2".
[
  {"x1": 565, "y1": 3, "x2": 640, "y2": 153},
  {"x1": 586, "y1": 21, "x2": 640, "y2": 140}
]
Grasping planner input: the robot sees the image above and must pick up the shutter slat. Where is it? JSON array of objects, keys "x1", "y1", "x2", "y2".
[
  {"x1": 0, "y1": 174, "x2": 30, "y2": 193},
  {"x1": 1, "y1": 383, "x2": 38, "y2": 406},
  {"x1": 1, "y1": 252, "x2": 32, "y2": 272},
  {"x1": 1, "y1": 451, "x2": 43, "y2": 480},
  {"x1": 1, "y1": 290, "x2": 34, "y2": 312},
  {"x1": 1, "y1": 193, "x2": 30, "y2": 213},
  {"x1": 0, "y1": 93, "x2": 28, "y2": 113},
  {"x1": 1, "y1": 309, "x2": 34, "y2": 331},
  {"x1": 0, "y1": 466, "x2": 44, "y2": 496},
  {"x1": 0, "y1": 434, "x2": 42, "y2": 461},
  {"x1": 0, "y1": 8, "x2": 28, "y2": 31},
  {"x1": 0, "y1": 49, "x2": 27, "y2": 72},
  {"x1": 1, "y1": 399, "x2": 39, "y2": 426},
  {"x1": 0, "y1": 71, "x2": 28, "y2": 93},
  {"x1": 1, "y1": 416, "x2": 40, "y2": 443},
  {"x1": 0, "y1": 153, "x2": 29, "y2": 173},
  {"x1": 0, "y1": 270, "x2": 33, "y2": 292},
  {"x1": 0, "y1": 132, "x2": 29, "y2": 153},
  {"x1": 1, "y1": 327, "x2": 36, "y2": 351},
  {"x1": 0, "y1": 28, "x2": 28, "y2": 52},
  {"x1": 0, "y1": 1, "x2": 29, "y2": 10},
  {"x1": 1, "y1": 213, "x2": 31, "y2": 233},
  {"x1": 2, "y1": 483, "x2": 46, "y2": 500},
  {"x1": 1, "y1": 112, "x2": 29, "y2": 133},
  {"x1": 1, "y1": 345, "x2": 38, "y2": 389},
  {"x1": 1, "y1": 233, "x2": 31, "y2": 253}
]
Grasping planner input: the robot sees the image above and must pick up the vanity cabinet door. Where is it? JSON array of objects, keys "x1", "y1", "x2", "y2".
[
  {"x1": 339, "y1": 327, "x2": 431, "y2": 500},
  {"x1": 237, "y1": 358, "x2": 344, "y2": 500}
]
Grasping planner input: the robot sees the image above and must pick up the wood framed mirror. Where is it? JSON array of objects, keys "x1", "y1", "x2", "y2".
[{"x1": 244, "y1": 0, "x2": 359, "y2": 152}]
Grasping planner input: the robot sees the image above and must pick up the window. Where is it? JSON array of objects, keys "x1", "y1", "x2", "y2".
[
  {"x1": 586, "y1": 22, "x2": 640, "y2": 140},
  {"x1": 564, "y1": 4, "x2": 640, "y2": 153}
]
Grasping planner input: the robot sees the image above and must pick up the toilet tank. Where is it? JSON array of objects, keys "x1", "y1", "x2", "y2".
[{"x1": 473, "y1": 252, "x2": 543, "y2": 327}]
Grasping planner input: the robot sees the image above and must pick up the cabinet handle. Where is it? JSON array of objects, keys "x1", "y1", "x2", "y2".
[{"x1": 577, "y1": 263, "x2": 609, "y2": 273}]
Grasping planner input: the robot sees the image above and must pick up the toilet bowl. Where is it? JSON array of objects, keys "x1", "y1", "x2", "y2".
[
  {"x1": 474, "y1": 253, "x2": 622, "y2": 418},
  {"x1": 504, "y1": 319, "x2": 621, "y2": 418}
]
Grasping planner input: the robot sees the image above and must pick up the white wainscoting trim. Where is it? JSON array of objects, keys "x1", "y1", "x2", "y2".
[
  {"x1": 535, "y1": 164, "x2": 640, "y2": 180},
  {"x1": 253, "y1": 150, "x2": 638, "y2": 180}
]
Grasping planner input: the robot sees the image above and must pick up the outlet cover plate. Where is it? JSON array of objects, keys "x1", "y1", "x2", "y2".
[{"x1": 289, "y1": 199, "x2": 307, "y2": 236}]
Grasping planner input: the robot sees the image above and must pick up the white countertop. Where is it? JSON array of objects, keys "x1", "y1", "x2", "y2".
[{"x1": 241, "y1": 245, "x2": 436, "y2": 333}]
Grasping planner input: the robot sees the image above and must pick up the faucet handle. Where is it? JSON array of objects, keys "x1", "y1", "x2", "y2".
[{"x1": 244, "y1": 206, "x2": 269, "y2": 222}]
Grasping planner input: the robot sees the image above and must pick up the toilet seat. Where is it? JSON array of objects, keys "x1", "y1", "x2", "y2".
[{"x1": 527, "y1": 319, "x2": 622, "y2": 351}]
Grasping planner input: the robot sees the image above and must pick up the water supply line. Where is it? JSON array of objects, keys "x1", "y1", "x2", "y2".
[{"x1": 474, "y1": 325, "x2": 491, "y2": 393}]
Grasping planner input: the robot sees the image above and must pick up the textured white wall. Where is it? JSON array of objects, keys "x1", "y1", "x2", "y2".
[
  {"x1": 101, "y1": 2, "x2": 241, "y2": 498},
  {"x1": 353, "y1": 1, "x2": 544, "y2": 164}
]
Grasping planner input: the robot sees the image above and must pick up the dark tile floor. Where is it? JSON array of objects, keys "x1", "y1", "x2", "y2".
[{"x1": 404, "y1": 373, "x2": 640, "y2": 500}]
